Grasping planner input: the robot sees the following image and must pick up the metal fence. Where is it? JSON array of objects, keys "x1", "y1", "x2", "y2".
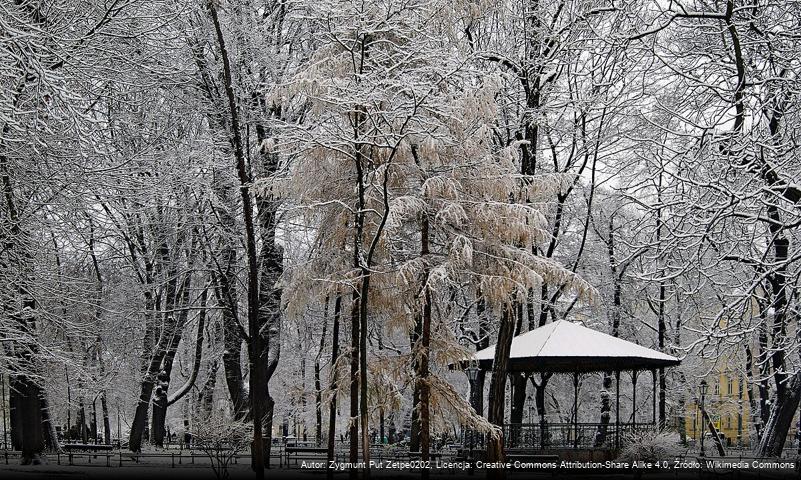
[{"x1": 502, "y1": 422, "x2": 657, "y2": 449}]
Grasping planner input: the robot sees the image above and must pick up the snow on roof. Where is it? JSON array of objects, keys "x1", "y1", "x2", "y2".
[{"x1": 467, "y1": 320, "x2": 680, "y2": 373}]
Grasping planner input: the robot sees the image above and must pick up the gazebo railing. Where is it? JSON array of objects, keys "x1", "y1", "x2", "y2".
[
  {"x1": 504, "y1": 422, "x2": 656, "y2": 449},
  {"x1": 488, "y1": 422, "x2": 656, "y2": 449}
]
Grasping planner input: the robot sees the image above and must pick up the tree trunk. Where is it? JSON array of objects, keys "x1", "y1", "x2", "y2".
[
  {"x1": 358, "y1": 266, "x2": 374, "y2": 470},
  {"x1": 509, "y1": 374, "x2": 527, "y2": 425},
  {"x1": 767, "y1": 214, "x2": 790, "y2": 400},
  {"x1": 409, "y1": 311, "x2": 422, "y2": 453},
  {"x1": 100, "y1": 393, "x2": 111, "y2": 445},
  {"x1": 388, "y1": 415, "x2": 397, "y2": 444},
  {"x1": 327, "y1": 295, "x2": 342, "y2": 473},
  {"x1": 129, "y1": 288, "x2": 179, "y2": 450},
  {"x1": 262, "y1": 395, "x2": 275, "y2": 469},
  {"x1": 533, "y1": 373, "x2": 551, "y2": 448},
  {"x1": 196, "y1": 358, "x2": 219, "y2": 420},
  {"x1": 130, "y1": 228, "x2": 180, "y2": 452},
  {"x1": 253, "y1": 97, "x2": 285, "y2": 474},
  {"x1": 674, "y1": 309, "x2": 687, "y2": 444},
  {"x1": 128, "y1": 349, "x2": 166, "y2": 451},
  {"x1": 597, "y1": 219, "x2": 622, "y2": 445},
  {"x1": 208, "y1": 177, "x2": 250, "y2": 421},
  {"x1": 87, "y1": 227, "x2": 112, "y2": 446},
  {"x1": 91, "y1": 399, "x2": 98, "y2": 444},
  {"x1": 348, "y1": 290, "x2": 360, "y2": 470},
  {"x1": 418, "y1": 213, "x2": 432, "y2": 474},
  {"x1": 655, "y1": 170, "x2": 668, "y2": 428},
  {"x1": 152, "y1": 269, "x2": 193, "y2": 447},
  {"x1": 469, "y1": 297, "x2": 490, "y2": 418},
  {"x1": 168, "y1": 286, "x2": 208, "y2": 407},
  {"x1": 468, "y1": 371, "x2": 486, "y2": 418},
  {"x1": 207, "y1": 203, "x2": 250, "y2": 421},
  {"x1": 150, "y1": 370, "x2": 169, "y2": 447},
  {"x1": 379, "y1": 408, "x2": 384, "y2": 444},
  {"x1": 314, "y1": 361, "x2": 323, "y2": 445},
  {"x1": 701, "y1": 405, "x2": 726, "y2": 456},
  {"x1": 508, "y1": 302, "x2": 526, "y2": 428},
  {"x1": 220, "y1": 290, "x2": 249, "y2": 418},
  {"x1": 757, "y1": 317, "x2": 771, "y2": 437},
  {"x1": 757, "y1": 373, "x2": 801, "y2": 457},
  {"x1": 486, "y1": 305, "x2": 514, "y2": 466},
  {"x1": 10, "y1": 375, "x2": 46, "y2": 464},
  {"x1": 6, "y1": 282, "x2": 48, "y2": 462},
  {"x1": 744, "y1": 345, "x2": 761, "y2": 443},
  {"x1": 300, "y1": 346, "x2": 307, "y2": 442},
  {"x1": 348, "y1": 120, "x2": 367, "y2": 472},
  {"x1": 78, "y1": 396, "x2": 88, "y2": 444},
  {"x1": 9, "y1": 383, "x2": 21, "y2": 450},
  {"x1": 315, "y1": 297, "x2": 329, "y2": 446},
  {"x1": 207, "y1": 5, "x2": 266, "y2": 477},
  {"x1": 2, "y1": 79, "x2": 46, "y2": 464},
  {"x1": 595, "y1": 372, "x2": 612, "y2": 447},
  {"x1": 39, "y1": 392, "x2": 57, "y2": 451}
]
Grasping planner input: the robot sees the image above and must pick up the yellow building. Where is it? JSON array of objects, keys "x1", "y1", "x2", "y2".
[
  {"x1": 683, "y1": 299, "x2": 800, "y2": 449},
  {"x1": 686, "y1": 371, "x2": 750, "y2": 447}
]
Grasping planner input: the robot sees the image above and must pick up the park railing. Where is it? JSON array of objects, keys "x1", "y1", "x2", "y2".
[
  {"x1": 508, "y1": 421, "x2": 658, "y2": 449},
  {"x1": 496, "y1": 422, "x2": 657, "y2": 449}
]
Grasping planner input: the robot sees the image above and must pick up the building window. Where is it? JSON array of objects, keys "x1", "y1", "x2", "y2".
[
  {"x1": 714, "y1": 382, "x2": 720, "y2": 396},
  {"x1": 727, "y1": 378, "x2": 733, "y2": 396},
  {"x1": 726, "y1": 415, "x2": 732, "y2": 429}
]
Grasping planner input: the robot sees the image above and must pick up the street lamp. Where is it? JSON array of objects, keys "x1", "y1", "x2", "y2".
[
  {"x1": 465, "y1": 360, "x2": 480, "y2": 414},
  {"x1": 464, "y1": 361, "x2": 479, "y2": 475},
  {"x1": 465, "y1": 361, "x2": 479, "y2": 382},
  {"x1": 699, "y1": 380, "x2": 708, "y2": 457}
]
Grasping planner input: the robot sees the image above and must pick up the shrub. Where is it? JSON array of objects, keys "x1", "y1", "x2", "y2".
[{"x1": 191, "y1": 411, "x2": 253, "y2": 480}]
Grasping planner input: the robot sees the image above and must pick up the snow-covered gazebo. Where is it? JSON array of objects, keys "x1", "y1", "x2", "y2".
[{"x1": 460, "y1": 320, "x2": 681, "y2": 450}]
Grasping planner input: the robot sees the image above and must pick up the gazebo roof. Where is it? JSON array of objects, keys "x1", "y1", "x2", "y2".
[{"x1": 464, "y1": 320, "x2": 680, "y2": 373}]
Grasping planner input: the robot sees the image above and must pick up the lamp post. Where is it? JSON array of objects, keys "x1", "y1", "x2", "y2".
[
  {"x1": 699, "y1": 380, "x2": 708, "y2": 457},
  {"x1": 465, "y1": 362, "x2": 479, "y2": 474},
  {"x1": 466, "y1": 362, "x2": 480, "y2": 411}
]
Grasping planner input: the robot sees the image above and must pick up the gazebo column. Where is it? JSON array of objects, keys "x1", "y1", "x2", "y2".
[
  {"x1": 507, "y1": 372, "x2": 512, "y2": 419},
  {"x1": 507, "y1": 372, "x2": 514, "y2": 447},
  {"x1": 537, "y1": 374, "x2": 550, "y2": 450},
  {"x1": 632, "y1": 371, "x2": 638, "y2": 431},
  {"x1": 615, "y1": 370, "x2": 620, "y2": 449},
  {"x1": 572, "y1": 373, "x2": 579, "y2": 449},
  {"x1": 651, "y1": 369, "x2": 657, "y2": 426}
]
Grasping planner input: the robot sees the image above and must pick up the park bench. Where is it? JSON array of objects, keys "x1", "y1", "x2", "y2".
[
  {"x1": 61, "y1": 443, "x2": 115, "y2": 467},
  {"x1": 62, "y1": 443, "x2": 114, "y2": 452},
  {"x1": 284, "y1": 446, "x2": 328, "y2": 466},
  {"x1": 285, "y1": 439, "x2": 317, "y2": 448},
  {"x1": 2, "y1": 450, "x2": 21, "y2": 465}
]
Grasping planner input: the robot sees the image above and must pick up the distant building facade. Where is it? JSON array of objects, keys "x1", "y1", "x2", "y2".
[{"x1": 686, "y1": 370, "x2": 750, "y2": 447}]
